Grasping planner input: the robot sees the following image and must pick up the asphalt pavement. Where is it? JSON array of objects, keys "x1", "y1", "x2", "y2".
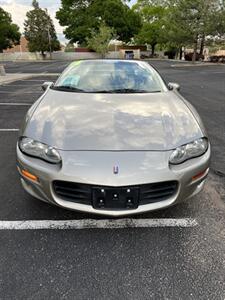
[
  {"x1": 0, "y1": 60, "x2": 224, "y2": 299},
  {"x1": 2, "y1": 60, "x2": 69, "y2": 74}
]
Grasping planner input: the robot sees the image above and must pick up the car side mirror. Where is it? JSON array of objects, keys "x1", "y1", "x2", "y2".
[
  {"x1": 42, "y1": 81, "x2": 54, "y2": 91},
  {"x1": 168, "y1": 82, "x2": 180, "y2": 91}
]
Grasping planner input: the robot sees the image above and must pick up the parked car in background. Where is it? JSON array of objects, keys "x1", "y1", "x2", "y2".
[
  {"x1": 219, "y1": 56, "x2": 225, "y2": 63},
  {"x1": 209, "y1": 55, "x2": 220, "y2": 62},
  {"x1": 164, "y1": 50, "x2": 177, "y2": 59},
  {"x1": 185, "y1": 52, "x2": 204, "y2": 61},
  {"x1": 208, "y1": 55, "x2": 225, "y2": 63}
]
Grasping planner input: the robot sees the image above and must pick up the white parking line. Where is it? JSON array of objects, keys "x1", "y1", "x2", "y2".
[
  {"x1": 0, "y1": 129, "x2": 19, "y2": 132},
  {"x1": 0, "y1": 218, "x2": 198, "y2": 230},
  {"x1": 0, "y1": 103, "x2": 31, "y2": 106}
]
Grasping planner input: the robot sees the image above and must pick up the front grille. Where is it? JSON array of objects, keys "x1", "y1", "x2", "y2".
[
  {"x1": 53, "y1": 180, "x2": 178, "y2": 208},
  {"x1": 139, "y1": 181, "x2": 178, "y2": 205},
  {"x1": 53, "y1": 181, "x2": 92, "y2": 205}
]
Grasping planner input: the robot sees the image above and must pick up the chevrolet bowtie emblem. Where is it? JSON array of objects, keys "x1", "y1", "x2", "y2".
[{"x1": 113, "y1": 165, "x2": 119, "y2": 174}]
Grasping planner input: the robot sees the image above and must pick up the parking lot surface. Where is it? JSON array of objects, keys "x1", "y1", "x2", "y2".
[
  {"x1": 0, "y1": 60, "x2": 224, "y2": 299},
  {"x1": 2, "y1": 60, "x2": 69, "y2": 74}
]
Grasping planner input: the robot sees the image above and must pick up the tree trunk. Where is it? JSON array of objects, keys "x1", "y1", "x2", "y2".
[
  {"x1": 102, "y1": 51, "x2": 106, "y2": 59},
  {"x1": 192, "y1": 38, "x2": 198, "y2": 63},
  {"x1": 41, "y1": 50, "x2": 46, "y2": 60},
  {"x1": 151, "y1": 44, "x2": 156, "y2": 56},
  {"x1": 179, "y1": 47, "x2": 183, "y2": 60},
  {"x1": 199, "y1": 35, "x2": 205, "y2": 55}
]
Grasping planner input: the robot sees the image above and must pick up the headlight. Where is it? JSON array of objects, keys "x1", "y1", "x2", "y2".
[
  {"x1": 19, "y1": 137, "x2": 61, "y2": 164},
  {"x1": 169, "y1": 138, "x2": 208, "y2": 165}
]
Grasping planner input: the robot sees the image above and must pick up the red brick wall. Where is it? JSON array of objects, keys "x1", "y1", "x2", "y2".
[{"x1": 3, "y1": 36, "x2": 29, "y2": 53}]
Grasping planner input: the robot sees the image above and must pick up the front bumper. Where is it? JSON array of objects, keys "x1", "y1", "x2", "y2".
[{"x1": 16, "y1": 145, "x2": 211, "y2": 216}]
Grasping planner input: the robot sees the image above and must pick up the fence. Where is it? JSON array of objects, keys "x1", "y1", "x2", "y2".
[
  {"x1": 0, "y1": 51, "x2": 155, "y2": 61},
  {"x1": 0, "y1": 51, "x2": 123, "y2": 61}
]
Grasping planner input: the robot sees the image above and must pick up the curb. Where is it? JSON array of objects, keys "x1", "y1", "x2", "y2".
[{"x1": 171, "y1": 63, "x2": 225, "y2": 68}]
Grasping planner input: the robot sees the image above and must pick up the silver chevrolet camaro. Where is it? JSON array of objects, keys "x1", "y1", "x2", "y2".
[{"x1": 16, "y1": 59, "x2": 210, "y2": 216}]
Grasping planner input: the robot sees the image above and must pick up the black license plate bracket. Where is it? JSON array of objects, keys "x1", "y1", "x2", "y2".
[{"x1": 92, "y1": 187, "x2": 139, "y2": 210}]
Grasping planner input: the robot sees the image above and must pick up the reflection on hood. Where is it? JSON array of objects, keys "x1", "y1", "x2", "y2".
[{"x1": 25, "y1": 90, "x2": 203, "y2": 151}]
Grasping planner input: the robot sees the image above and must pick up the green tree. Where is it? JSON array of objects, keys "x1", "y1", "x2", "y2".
[
  {"x1": 166, "y1": 0, "x2": 221, "y2": 62},
  {"x1": 24, "y1": 0, "x2": 60, "y2": 57},
  {"x1": 65, "y1": 42, "x2": 75, "y2": 52},
  {"x1": 209, "y1": 1, "x2": 225, "y2": 37},
  {"x1": 56, "y1": 0, "x2": 141, "y2": 44},
  {"x1": 163, "y1": 4, "x2": 193, "y2": 59},
  {"x1": 133, "y1": 2, "x2": 167, "y2": 55},
  {"x1": 0, "y1": 7, "x2": 21, "y2": 53},
  {"x1": 86, "y1": 23, "x2": 115, "y2": 57}
]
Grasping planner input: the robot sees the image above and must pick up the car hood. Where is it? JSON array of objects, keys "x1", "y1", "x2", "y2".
[{"x1": 24, "y1": 89, "x2": 203, "y2": 151}]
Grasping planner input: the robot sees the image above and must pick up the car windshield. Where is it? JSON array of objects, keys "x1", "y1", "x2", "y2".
[{"x1": 53, "y1": 60, "x2": 167, "y2": 93}]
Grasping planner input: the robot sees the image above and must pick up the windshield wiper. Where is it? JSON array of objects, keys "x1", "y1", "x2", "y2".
[
  {"x1": 52, "y1": 86, "x2": 161, "y2": 94},
  {"x1": 93, "y1": 89, "x2": 160, "y2": 94},
  {"x1": 52, "y1": 86, "x2": 86, "y2": 93}
]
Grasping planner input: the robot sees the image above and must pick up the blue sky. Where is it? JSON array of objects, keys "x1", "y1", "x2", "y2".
[{"x1": 0, "y1": 0, "x2": 137, "y2": 44}]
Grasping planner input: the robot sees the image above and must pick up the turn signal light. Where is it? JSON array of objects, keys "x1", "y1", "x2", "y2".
[
  {"x1": 21, "y1": 169, "x2": 38, "y2": 182},
  {"x1": 192, "y1": 169, "x2": 208, "y2": 181}
]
